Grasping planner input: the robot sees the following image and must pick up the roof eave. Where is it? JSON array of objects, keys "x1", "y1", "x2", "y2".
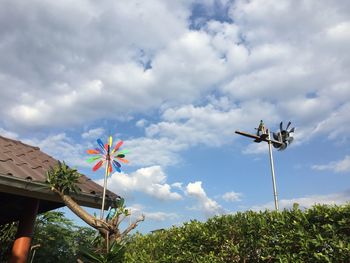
[{"x1": 0, "y1": 173, "x2": 113, "y2": 209}]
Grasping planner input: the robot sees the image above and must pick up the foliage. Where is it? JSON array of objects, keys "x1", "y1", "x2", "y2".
[
  {"x1": 46, "y1": 161, "x2": 81, "y2": 194},
  {"x1": 0, "y1": 222, "x2": 17, "y2": 262},
  {"x1": 80, "y1": 240, "x2": 126, "y2": 263},
  {"x1": 0, "y1": 211, "x2": 97, "y2": 263},
  {"x1": 125, "y1": 203, "x2": 350, "y2": 262},
  {"x1": 45, "y1": 161, "x2": 144, "y2": 248},
  {"x1": 32, "y1": 211, "x2": 97, "y2": 263}
]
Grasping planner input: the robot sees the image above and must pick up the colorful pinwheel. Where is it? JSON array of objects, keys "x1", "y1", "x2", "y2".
[
  {"x1": 86, "y1": 136, "x2": 129, "y2": 175},
  {"x1": 86, "y1": 136, "x2": 129, "y2": 219}
]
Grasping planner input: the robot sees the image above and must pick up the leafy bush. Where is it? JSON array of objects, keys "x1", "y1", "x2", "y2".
[
  {"x1": 32, "y1": 211, "x2": 96, "y2": 262},
  {"x1": 124, "y1": 203, "x2": 350, "y2": 262},
  {"x1": 80, "y1": 240, "x2": 126, "y2": 263},
  {"x1": 0, "y1": 222, "x2": 17, "y2": 261},
  {"x1": 46, "y1": 161, "x2": 81, "y2": 194},
  {"x1": 0, "y1": 211, "x2": 97, "y2": 263}
]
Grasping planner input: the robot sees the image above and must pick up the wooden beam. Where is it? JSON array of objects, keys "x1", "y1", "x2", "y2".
[{"x1": 235, "y1": 130, "x2": 283, "y2": 147}]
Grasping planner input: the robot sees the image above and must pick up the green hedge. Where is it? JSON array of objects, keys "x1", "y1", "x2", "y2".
[{"x1": 124, "y1": 204, "x2": 350, "y2": 262}]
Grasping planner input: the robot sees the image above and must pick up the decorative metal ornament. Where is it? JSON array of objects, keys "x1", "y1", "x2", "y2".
[
  {"x1": 235, "y1": 120, "x2": 295, "y2": 211},
  {"x1": 272, "y1": 121, "x2": 295, "y2": 150}
]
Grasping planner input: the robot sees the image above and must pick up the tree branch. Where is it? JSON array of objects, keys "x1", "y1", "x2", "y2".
[
  {"x1": 52, "y1": 188, "x2": 110, "y2": 233},
  {"x1": 119, "y1": 215, "x2": 145, "y2": 241}
]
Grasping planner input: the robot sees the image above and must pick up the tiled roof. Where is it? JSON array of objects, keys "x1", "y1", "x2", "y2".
[
  {"x1": 0, "y1": 135, "x2": 113, "y2": 195},
  {"x1": 0, "y1": 135, "x2": 118, "y2": 210}
]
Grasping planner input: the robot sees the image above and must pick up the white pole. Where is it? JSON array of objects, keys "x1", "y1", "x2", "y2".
[
  {"x1": 267, "y1": 130, "x2": 279, "y2": 211},
  {"x1": 100, "y1": 161, "x2": 109, "y2": 220}
]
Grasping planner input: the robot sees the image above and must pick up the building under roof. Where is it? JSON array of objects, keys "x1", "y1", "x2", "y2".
[{"x1": 0, "y1": 135, "x2": 119, "y2": 262}]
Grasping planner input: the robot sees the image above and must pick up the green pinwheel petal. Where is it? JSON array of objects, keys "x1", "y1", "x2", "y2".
[
  {"x1": 117, "y1": 149, "x2": 129, "y2": 155},
  {"x1": 86, "y1": 155, "x2": 101, "y2": 163}
]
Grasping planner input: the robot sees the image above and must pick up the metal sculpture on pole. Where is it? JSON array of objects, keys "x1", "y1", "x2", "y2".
[{"x1": 235, "y1": 121, "x2": 295, "y2": 210}]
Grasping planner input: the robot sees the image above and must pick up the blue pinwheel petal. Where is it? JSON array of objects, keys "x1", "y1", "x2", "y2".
[
  {"x1": 112, "y1": 160, "x2": 122, "y2": 172},
  {"x1": 97, "y1": 138, "x2": 106, "y2": 153},
  {"x1": 113, "y1": 160, "x2": 121, "y2": 167}
]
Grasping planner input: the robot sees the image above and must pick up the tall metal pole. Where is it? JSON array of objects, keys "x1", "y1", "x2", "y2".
[{"x1": 267, "y1": 130, "x2": 279, "y2": 211}]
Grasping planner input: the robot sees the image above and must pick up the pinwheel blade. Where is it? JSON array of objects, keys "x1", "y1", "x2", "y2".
[
  {"x1": 87, "y1": 149, "x2": 100, "y2": 155},
  {"x1": 97, "y1": 139, "x2": 106, "y2": 153},
  {"x1": 117, "y1": 157, "x2": 129, "y2": 164},
  {"x1": 287, "y1": 137, "x2": 294, "y2": 144},
  {"x1": 92, "y1": 160, "x2": 104, "y2": 171},
  {"x1": 86, "y1": 156, "x2": 102, "y2": 163},
  {"x1": 112, "y1": 160, "x2": 121, "y2": 173},
  {"x1": 278, "y1": 143, "x2": 287, "y2": 151},
  {"x1": 286, "y1": 121, "x2": 291, "y2": 130},
  {"x1": 112, "y1": 141, "x2": 123, "y2": 154},
  {"x1": 117, "y1": 149, "x2": 129, "y2": 155},
  {"x1": 117, "y1": 154, "x2": 125, "y2": 158},
  {"x1": 113, "y1": 160, "x2": 121, "y2": 168},
  {"x1": 109, "y1": 136, "x2": 113, "y2": 148},
  {"x1": 107, "y1": 162, "x2": 112, "y2": 176}
]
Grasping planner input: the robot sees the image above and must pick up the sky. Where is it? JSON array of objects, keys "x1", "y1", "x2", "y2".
[{"x1": 0, "y1": 0, "x2": 350, "y2": 233}]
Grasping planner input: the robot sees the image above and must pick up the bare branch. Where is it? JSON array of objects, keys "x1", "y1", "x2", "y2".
[{"x1": 119, "y1": 215, "x2": 145, "y2": 240}]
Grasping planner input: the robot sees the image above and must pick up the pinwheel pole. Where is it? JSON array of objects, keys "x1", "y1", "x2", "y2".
[
  {"x1": 100, "y1": 145, "x2": 110, "y2": 220},
  {"x1": 235, "y1": 121, "x2": 295, "y2": 211}
]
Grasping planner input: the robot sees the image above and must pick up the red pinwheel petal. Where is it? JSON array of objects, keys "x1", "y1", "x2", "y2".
[
  {"x1": 108, "y1": 162, "x2": 112, "y2": 174},
  {"x1": 112, "y1": 141, "x2": 123, "y2": 153},
  {"x1": 92, "y1": 160, "x2": 104, "y2": 171}
]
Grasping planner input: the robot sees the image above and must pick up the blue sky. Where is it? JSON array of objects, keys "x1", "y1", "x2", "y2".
[{"x1": 1, "y1": 0, "x2": 350, "y2": 233}]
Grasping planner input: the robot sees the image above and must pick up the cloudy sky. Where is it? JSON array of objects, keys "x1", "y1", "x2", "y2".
[{"x1": 1, "y1": 0, "x2": 350, "y2": 232}]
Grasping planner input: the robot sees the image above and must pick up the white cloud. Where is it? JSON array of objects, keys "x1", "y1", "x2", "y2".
[
  {"x1": 171, "y1": 182, "x2": 183, "y2": 190},
  {"x1": 242, "y1": 142, "x2": 269, "y2": 155},
  {"x1": 22, "y1": 133, "x2": 89, "y2": 168},
  {"x1": 0, "y1": 128, "x2": 18, "y2": 140},
  {"x1": 1, "y1": 0, "x2": 350, "y2": 148},
  {"x1": 145, "y1": 99, "x2": 279, "y2": 148},
  {"x1": 312, "y1": 155, "x2": 350, "y2": 173},
  {"x1": 127, "y1": 203, "x2": 179, "y2": 222},
  {"x1": 135, "y1": 119, "x2": 148, "y2": 128},
  {"x1": 81, "y1": 128, "x2": 105, "y2": 139},
  {"x1": 0, "y1": 0, "x2": 191, "y2": 129},
  {"x1": 126, "y1": 137, "x2": 187, "y2": 167},
  {"x1": 100, "y1": 166, "x2": 182, "y2": 201},
  {"x1": 326, "y1": 21, "x2": 350, "y2": 42},
  {"x1": 251, "y1": 190, "x2": 350, "y2": 211},
  {"x1": 144, "y1": 211, "x2": 179, "y2": 222},
  {"x1": 185, "y1": 181, "x2": 224, "y2": 216},
  {"x1": 310, "y1": 103, "x2": 350, "y2": 141},
  {"x1": 222, "y1": 191, "x2": 242, "y2": 202}
]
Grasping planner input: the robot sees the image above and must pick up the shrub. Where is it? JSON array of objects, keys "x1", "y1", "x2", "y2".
[{"x1": 124, "y1": 203, "x2": 350, "y2": 262}]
